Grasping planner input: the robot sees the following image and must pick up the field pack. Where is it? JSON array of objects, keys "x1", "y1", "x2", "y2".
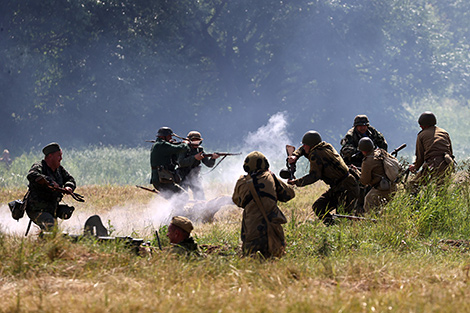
[{"x1": 381, "y1": 149, "x2": 403, "y2": 182}]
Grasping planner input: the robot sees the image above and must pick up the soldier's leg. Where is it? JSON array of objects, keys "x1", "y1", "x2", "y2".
[
  {"x1": 312, "y1": 189, "x2": 336, "y2": 226},
  {"x1": 26, "y1": 210, "x2": 56, "y2": 231}
]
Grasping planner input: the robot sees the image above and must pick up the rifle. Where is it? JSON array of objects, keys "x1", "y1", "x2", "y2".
[
  {"x1": 332, "y1": 214, "x2": 377, "y2": 223},
  {"x1": 391, "y1": 143, "x2": 407, "y2": 157},
  {"x1": 136, "y1": 185, "x2": 160, "y2": 194},
  {"x1": 279, "y1": 145, "x2": 297, "y2": 179},
  {"x1": 202, "y1": 152, "x2": 241, "y2": 158},
  {"x1": 53, "y1": 186, "x2": 85, "y2": 202}
]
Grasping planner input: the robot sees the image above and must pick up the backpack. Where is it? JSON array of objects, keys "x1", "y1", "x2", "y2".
[{"x1": 380, "y1": 149, "x2": 403, "y2": 182}]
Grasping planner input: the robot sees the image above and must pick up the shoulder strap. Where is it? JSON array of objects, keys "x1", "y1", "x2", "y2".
[{"x1": 246, "y1": 178, "x2": 271, "y2": 225}]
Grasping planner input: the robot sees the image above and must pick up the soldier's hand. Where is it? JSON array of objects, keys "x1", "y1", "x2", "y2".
[
  {"x1": 195, "y1": 152, "x2": 204, "y2": 161},
  {"x1": 287, "y1": 179, "x2": 297, "y2": 186},
  {"x1": 64, "y1": 186, "x2": 73, "y2": 195},
  {"x1": 408, "y1": 164, "x2": 416, "y2": 173},
  {"x1": 211, "y1": 153, "x2": 220, "y2": 160},
  {"x1": 287, "y1": 156, "x2": 298, "y2": 164}
]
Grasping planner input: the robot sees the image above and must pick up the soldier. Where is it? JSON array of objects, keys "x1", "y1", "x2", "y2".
[
  {"x1": 288, "y1": 131, "x2": 359, "y2": 226},
  {"x1": 232, "y1": 151, "x2": 295, "y2": 258},
  {"x1": 167, "y1": 216, "x2": 200, "y2": 256},
  {"x1": 0, "y1": 149, "x2": 12, "y2": 168},
  {"x1": 408, "y1": 111, "x2": 454, "y2": 191},
  {"x1": 150, "y1": 127, "x2": 188, "y2": 198},
  {"x1": 358, "y1": 137, "x2": 397, "y2": 212},
  {"x1": 26, "y1": 142, "x2": 76, "y2": 231},
  {"x1": 340, "y1": 115, "x2": 388, "y2": 167},
  {"x1": 177, "y1": 131, "x2": 219, "y2": 200}
]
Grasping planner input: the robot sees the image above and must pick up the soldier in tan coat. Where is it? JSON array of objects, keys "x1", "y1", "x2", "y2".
[
  {"x1": 287, "y1": 131, "x2": 359, "y2": 226},
  {"x1": 232, "y1": 151, "x2": 295, "y2": 258},
  {"x1": 358, "y1": 138, "x2": 397, "y2": 212},
  {"x1": 408, "y1": 112, "x2": 454, "y2": 191}
]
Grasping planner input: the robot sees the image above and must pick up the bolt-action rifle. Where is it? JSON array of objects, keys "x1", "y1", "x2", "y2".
[
  {"x1": 279, "y1": 145, "x2": 297, "y2": 179},
  {"x1": 391, "y1": 143, "x2": 406, "y2": 157},
  {"x1": 136, "y1": 185, "x2": 160, "y2": 194},
  {"x1": 202, "y1": 152, "x2": 241, "y2": 158}
]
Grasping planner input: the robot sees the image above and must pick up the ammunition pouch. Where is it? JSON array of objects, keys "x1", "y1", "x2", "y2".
[
  {"x1": 376, "y1": 177, "x2": 391, "y2": 191},
  {"x1": 157, "y1": 166, "x2": 181, "y2": 184},
  {"x1": 8, "y1": 191, "x2": 29, "y2": 221}
]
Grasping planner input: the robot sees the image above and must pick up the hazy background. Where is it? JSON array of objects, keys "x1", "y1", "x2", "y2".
[{"x1": 1, "y1": 0, "x2": 470, "y2": 158}]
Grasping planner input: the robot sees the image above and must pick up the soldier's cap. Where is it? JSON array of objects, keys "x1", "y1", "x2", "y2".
[
  {"x1": 170, "y1": 216, "x2": 194, "y2": 234},
  {"x1": 42, "y1": 142, "x2": 61, "y2": 156}
]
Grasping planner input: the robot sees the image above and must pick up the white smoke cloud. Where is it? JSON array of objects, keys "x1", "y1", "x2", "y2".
[{"x1": 0, "y1": 111, "x2": 292, "y2": 237}]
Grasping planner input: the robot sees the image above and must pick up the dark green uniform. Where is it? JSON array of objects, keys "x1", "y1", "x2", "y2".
[
  {"x1": 177, "y1": 145, "x2": 216, "y2": 200},
  {"x1": 340, "y1": 126, "x2": 388, "y2": 167},
  {"x1": 26, "y1": 160, "x2": 76, "y2": 230},
  {"x1": 150, "y1": 138, "x2": 188, "y2": 196},
  {"x1": 292, "y1": 141, "x2": 359, "y2": 225}
]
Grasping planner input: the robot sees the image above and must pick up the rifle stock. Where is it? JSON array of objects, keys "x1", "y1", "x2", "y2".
[
  {"x1": 332, "y1": 214, "x2": 377, "y2": 223},
  {"x1": 136, "y1": 185, "x2": 160, "y2": 194},
  {"x1": 202, "y1": 152, "x2": 241, "y2": 157}
]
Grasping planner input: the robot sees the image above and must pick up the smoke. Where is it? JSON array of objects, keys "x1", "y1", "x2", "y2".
[{"x1": 0, "y1": 111, "x2": 292, "y2": 237}]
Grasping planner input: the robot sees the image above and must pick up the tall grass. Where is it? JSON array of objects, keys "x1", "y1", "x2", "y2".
[{"x1": 1, "y1": 150, "x2": 470, "y2": 312}]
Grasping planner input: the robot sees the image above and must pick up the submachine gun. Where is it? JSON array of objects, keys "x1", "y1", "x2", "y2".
[{"x1": 279, "y1": 145, "x2": 297, "y2": 180}]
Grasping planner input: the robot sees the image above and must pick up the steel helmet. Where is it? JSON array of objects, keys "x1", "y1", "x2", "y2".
[
  {"x1": 301, "y1": 131, "x2": 322, "y2": 147},
  {"x1": 187, "y1": 131, "x2": 203, "y2": 141},
  {"x1": 358, "y1": 137, "x2": 374, "y2": 152},
  {"x1": 157, "y1": 127, "x2": 173, "y2": 137},
  {"x1": 418, "y1": 111, "x2": 437, "y2": 127},
  {"x1": 353, "y1": 115, "x2": 370, "y2": 127}
]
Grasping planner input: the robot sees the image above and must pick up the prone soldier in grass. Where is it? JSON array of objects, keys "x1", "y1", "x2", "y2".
[{"x1": 287, "y1": 131, "x2": 359, "y2": 226}]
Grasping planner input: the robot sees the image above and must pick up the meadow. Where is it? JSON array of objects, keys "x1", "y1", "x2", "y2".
[{"x1": 1, "y1": 147, "x2": 470, "y2": 312}]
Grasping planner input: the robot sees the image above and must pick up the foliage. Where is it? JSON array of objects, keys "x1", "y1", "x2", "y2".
[{"x1": 1, "y1": 0, "x2": 470, "y2": 153}]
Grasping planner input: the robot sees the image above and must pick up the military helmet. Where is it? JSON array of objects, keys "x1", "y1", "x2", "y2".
[
  {"x1": 243, "y1": 151, "x2": 270, "y2": 173},
  {"x1": 157, "y1": 127, "x2": 173, "y2": 137},
  {"x1": 187, "y1": 131, "x2": 203, "y2": 141},
  {"x1": 358, "y1": 137, "x2": 374, "y2": 152},
  {"x1": 418, "y1": 111, "x2": 437, "y2": 127},
  {"x1": 301, "y1": 131, "x2": 322, "y2": 147},
  {"x1": 353, "y1": 115, "x2": 370, "y2": 127}
]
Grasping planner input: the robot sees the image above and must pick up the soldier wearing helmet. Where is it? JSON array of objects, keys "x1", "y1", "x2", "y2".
[
  {"x1": 358, "y1": 138, "x2": 397, "y2": 212},
  {"x1": 150, "y1": 126, "x2": 188, "y2": 198},
  {"x1": 340, "y1": 115, "x2": 388, "y2": 167},
  {"x1": 177, "y1": 131, "x2": 219, "y2": 200},
  {"x1": 0, "y1": 149, "x2": 12, "y2": 168},
  {"x1": 408, "y1": 112, "x2": 454, "y2": 191},
  {"x1": 232, "y1": 151, "x2": 295, "y2": 258},
  {"x1": 287, "y1": 131, "x2": 359, "y2": 226}
]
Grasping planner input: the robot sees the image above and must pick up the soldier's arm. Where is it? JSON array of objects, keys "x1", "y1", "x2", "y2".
[
  {"x1": 359, "y1": 159, "x2": 372, "y2": 186},
  {"x1": 60, "y1": 166, "x2": 76, "y2": 191},
  {"x1": 413, "y1": 134, "x2": 425, "y2": 170},
  {"x1": 340, "y1": 134, "x2": 357, "y2": 159},
  {"x1": 273, "y1": 174, "x2": 295, "y2": 202},
  {"x1": 26, "y1": 162, "x2": 53, "y2": 186}
]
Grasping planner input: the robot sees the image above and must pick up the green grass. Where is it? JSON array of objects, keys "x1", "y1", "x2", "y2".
[{"x1": 1, "y1": 149, "x2": 470, "y2": 312}]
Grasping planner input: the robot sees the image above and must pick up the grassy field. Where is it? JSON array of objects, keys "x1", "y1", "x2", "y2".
[{"x1": 1, "y1": 149, "x2": 470, "y2": 312}]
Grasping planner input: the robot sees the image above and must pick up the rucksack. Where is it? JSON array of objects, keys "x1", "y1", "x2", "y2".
[{"x1": 380, "y1": 149, "x2": 404, "y2": 182}]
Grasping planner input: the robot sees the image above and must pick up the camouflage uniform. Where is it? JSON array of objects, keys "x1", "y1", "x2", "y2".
[
  {"x1": 177, "y1": 145, "x2": 216, "y2": 200},
  {"x1": 360, "y1": 149, "x2": 397, "y2": 212},
  {"x1": 26, "y1": 160, "x2": 76, "y2": 230},
  {"x1": 340, "y1": 126, "x2": 388, "y2": 167},
  {"x1": 410, "y1": 125, "x2": 453, "y2": 190},
  {"x1": 292, "y1": 142, "x2": 359, "y2": 225},
  {"x1": 232, "y1": 152, "x2": 295, "y2": 258},
  {"x1": 150, "y1": 138, "x2": 188, "y2": 196},
  {"x1": 170, "y1": 237, "x2": 200, "y2": 256}
]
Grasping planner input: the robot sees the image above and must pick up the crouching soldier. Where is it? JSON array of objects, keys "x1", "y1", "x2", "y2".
[
  {"x1": 358, "y1": 138, "x2": 397, "y2": 212},
  {"x1": 26, "y1": 142, "x2": 76, "y2": 231},
  {"x1": 288, "y1": 131, "x2": 359, "y2": 226},
  {"x1": 232, "y1": 151, "x2": 295, "y2": 258}
]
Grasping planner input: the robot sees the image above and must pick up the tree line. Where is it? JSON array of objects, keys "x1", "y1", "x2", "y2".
[{"x1": 1, "y1": 0, "x2": 469, "y2": 154}]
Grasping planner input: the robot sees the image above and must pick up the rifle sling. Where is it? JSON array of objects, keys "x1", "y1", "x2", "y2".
[{"x1": 246, "y1": 178, "x2": 282, "y2": 238}]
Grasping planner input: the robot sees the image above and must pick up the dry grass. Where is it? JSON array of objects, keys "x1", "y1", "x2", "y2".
[{"x1": 1, "y1": 182, "x2": 470, "y2": 312}]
